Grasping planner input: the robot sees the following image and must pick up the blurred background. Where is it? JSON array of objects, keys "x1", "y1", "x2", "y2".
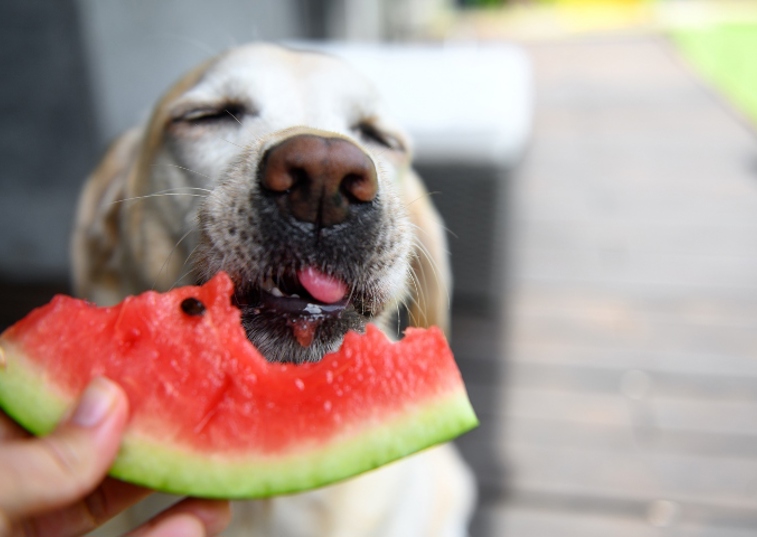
[{"x1": 2, "y1": 0, "x2": 757, "y2": 535}]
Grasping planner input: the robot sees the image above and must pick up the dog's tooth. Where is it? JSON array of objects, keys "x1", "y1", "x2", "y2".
[
  {"x1": 271, "y1": 287, "x2": 285, "y2": 297},
  {"x1": 304, "y1": 303, "x2": 323, "y2": 315},
  {"x1": 262, "y1": 276, "x2": 276, "y2": 291}
]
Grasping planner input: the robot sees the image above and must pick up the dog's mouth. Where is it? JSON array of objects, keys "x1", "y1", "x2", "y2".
[{"x1": 231, "y1": 266, "x2": 368, "y2": 363}]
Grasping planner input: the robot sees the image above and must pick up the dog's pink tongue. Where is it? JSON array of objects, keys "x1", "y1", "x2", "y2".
[{"x1": 297, "y1": 267, "x2": 347, "y2": 304}]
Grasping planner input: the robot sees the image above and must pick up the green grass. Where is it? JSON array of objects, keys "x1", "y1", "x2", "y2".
[{"x1": 672, "y1": 22, "x2": 757, "y2": 125}]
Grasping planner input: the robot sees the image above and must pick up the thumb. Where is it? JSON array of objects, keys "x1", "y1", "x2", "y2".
[{"x1": 0, "y1": 377, "x2": 129, "y2": 520}]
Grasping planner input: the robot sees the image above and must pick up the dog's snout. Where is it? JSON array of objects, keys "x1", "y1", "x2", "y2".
[{"x1": 261, "y1": 134, "x2": 378, "y2": 227}]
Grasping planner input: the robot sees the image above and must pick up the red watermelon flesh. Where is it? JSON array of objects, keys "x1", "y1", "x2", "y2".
[{"x1": 0, "y1": 272, "x2": 478, "y2": 498}]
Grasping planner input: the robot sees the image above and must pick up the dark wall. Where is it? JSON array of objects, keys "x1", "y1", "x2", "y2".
[
  {"x1": 0, "y1": 0, "x2": 99, "y2": 328},
  {"x1": 0, "y1": 1, "x2": 98, "y2": 194}
]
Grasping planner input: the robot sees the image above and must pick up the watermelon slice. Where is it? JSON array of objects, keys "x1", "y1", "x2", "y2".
[{"x1": 0, "y1": 273, "x2": 477, "y2": 499}]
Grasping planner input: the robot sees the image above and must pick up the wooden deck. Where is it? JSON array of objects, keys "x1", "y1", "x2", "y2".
[{"x1": 452, "y1": 33, "x2": 757, "y2": 536}]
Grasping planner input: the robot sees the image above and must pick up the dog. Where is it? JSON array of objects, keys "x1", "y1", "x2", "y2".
[{"x1": 72, "y1": 43, "x2": 475, "y2": 537}]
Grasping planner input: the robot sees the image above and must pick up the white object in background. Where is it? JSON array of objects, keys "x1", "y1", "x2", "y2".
[{"x1": 290, "y1": 42, "x2": 533, "y2": 168}]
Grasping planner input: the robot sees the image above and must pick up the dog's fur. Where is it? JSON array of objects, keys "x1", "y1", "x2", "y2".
[{"x1": 73, "y1": 44, "x2": 475, "y2": 536}]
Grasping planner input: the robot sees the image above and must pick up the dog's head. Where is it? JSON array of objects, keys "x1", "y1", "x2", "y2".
[{"x1": 73, "y1": 43, "x2": 450, "y2": 363}]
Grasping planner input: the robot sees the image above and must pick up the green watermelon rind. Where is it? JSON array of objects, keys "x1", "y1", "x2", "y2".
[
  {"x1": 0, "y1": 338, "x2": 478, "y2": 499},
  {"x1": 113, "y1": 390, "x2": 476, "y2": 498},
  {"x1": 0, "y1": 341, "x2": 69, "y2": 436}
]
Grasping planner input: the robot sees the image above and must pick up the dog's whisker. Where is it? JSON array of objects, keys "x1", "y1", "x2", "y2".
[
  {"x1": 411, "y1": 232, "x2": 444, "y2": 271},
  {"x1": 226, "y1": 109, "x2": 244, "y2": 126},
  {"x1": 221, "y1": 138, "x2": 245, "y2": 149},
  {"x1": 410, "y1": 223, "x2": 458, "y2": 257},
  {"x1": 168, "y1": 272, "x2": 187, "y2": 292},
  {"x1": 402, "y1": 283, "x2": 420, "y2": 326},
  {"x1": 170, "y1": 268, "x2": 199, "y2": 292},
  {"x1": 112, "y1": 192, "x2": 209, "y2": 205},
  {"x1": 393, "y1": 300, "x2": 402, "y2": 337},
  {"x1": 406, "y1": 261, "x2": 422, "y2": 297},
  {"x1": 153, "y1": 227, "x2": 195, "y2": 291},
  {"x1": 405, "y1": 206, "x2": 459, "y2": 244},
  {"x1": 408, "y1": 216, "x2": 458, "y2": 241},
  {"x1": 400, "y1": 290, "x2": 421, "y2": 328},
  {"x1": 403, "y1": 190, "x2": 438, "y2": 207},
  {"x1": 406, "y1": 264, "x2": 428, "y2": 327},
  {"x1": 404, "y1": 193, "x2": 460, "y2": 242},
  {"x1": 182, "y1": 243, "x2": 202, "y2": 270},
  {"x1": 151, "y1": 164, "x2": 215, "y2": 182},
  {"x1": 409, "y1": 235, "x2": 450, "y2": 314},
  {"x1": 345, "y1": 278, "x2": 358, "y2": 307},
  {"x1": 403, "y1": 295, "x2": 422, "y2": 328}
]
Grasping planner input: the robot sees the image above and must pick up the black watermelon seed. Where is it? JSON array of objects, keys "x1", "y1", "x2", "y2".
[{"x1": 181, "y1": 297, "x2": 206, "y2": 316}]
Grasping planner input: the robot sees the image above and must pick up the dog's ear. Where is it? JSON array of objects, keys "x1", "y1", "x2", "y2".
[
  {"x1": 70, "y1": 129, "x2": 140, "y2": 305},
  {"x1": 402, "y1": 170, "x2": 452, "y2": 335}
]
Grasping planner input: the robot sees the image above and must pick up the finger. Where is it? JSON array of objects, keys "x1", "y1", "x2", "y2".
[
  {"x1": 126, "y1": 498, "x2": 232, "y2": 537},
  {"x1": 0, "y1": 377, "x2": 128, "y2": 521},
  {"x1": 128, "y1": 514, "x2": 205, "y2": 537},
  {"x1": 0, "y1": 412, "x2": 29, "y2": 441},
  {"x1": 22, "y1": 478, "x2": 152, "y2": 537}
]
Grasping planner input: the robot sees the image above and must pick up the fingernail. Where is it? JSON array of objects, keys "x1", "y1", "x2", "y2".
[
  {"x1": 71, "y1": 377, "x2": 118, "y2": 428},
  {"x1": 140, "y1": 515, "x2": 204, "y2": 537}
]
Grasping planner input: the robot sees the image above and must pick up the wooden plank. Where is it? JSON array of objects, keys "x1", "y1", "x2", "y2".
[
  {"x1": 503, "y1": 442, "x2": 757, "y2": 508},
  {"x1": 510, "y1": 303, "x2": 757, "y2": 361},
  {"x1": 510, "y1": 343, "x2": 757, "y2": 378},
  {"x1": 507, "y1": 364, "x2": 757, "y2": 400},
  {"x1": 518, "y1": 219, "x2": 757, "y2": 259},
  {"x1": 480, "y1": 502, "x2": 757, "y2": 537},
  {"x1": 480, "y1": 505, "x2": 654, "y2": 537},
  {"x1": 504, "y1": 415, "x2": 757, "y2": 459},
  {"x1": 512, "y1": 285, "x2": 757, "y2": 337},
  {"x1": 505, "y1": 388, "x2": 628, "y2": 426},
  {"x1": 516, "y1": 245, "x2": 757, "y2": 290},
  {"x1": 506, "y1": 388, "x2": 757, "y2": 435}
]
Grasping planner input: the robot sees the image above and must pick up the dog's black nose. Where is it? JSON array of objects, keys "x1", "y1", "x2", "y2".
[{"x1": 260, "y1": 134, "x2": 378, "y2": 227}]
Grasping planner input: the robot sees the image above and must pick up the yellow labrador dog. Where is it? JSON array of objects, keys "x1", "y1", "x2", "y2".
[{"x1": 72, "y1": 43, "x2": 475, "y2": 536}]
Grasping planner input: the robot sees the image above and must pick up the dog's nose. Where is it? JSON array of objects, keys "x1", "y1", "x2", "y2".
[{"x1": 260, "y1": 134, "x2": 378, "y2": 227}]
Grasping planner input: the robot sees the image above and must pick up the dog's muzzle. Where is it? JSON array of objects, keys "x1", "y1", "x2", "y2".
[{"x1": 227, "y1": 133, "x2": 386, "y2": 358}]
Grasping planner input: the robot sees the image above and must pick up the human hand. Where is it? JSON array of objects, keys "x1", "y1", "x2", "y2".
[{"x1": 0, "y1": 377, "x2": 231, "y2": 536}]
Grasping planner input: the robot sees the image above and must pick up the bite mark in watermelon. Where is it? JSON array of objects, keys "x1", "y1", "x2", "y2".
[{"x1": 0, "y1": 273, "x2": 478, "y2": 498}]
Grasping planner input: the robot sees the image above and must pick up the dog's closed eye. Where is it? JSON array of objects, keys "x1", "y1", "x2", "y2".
[
  {"x1": 354, "y1": 120, "x2": 405, "y2": 152},
  {"x1": 172, "y1": 102, "x2": 252, "y2": 126}
]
